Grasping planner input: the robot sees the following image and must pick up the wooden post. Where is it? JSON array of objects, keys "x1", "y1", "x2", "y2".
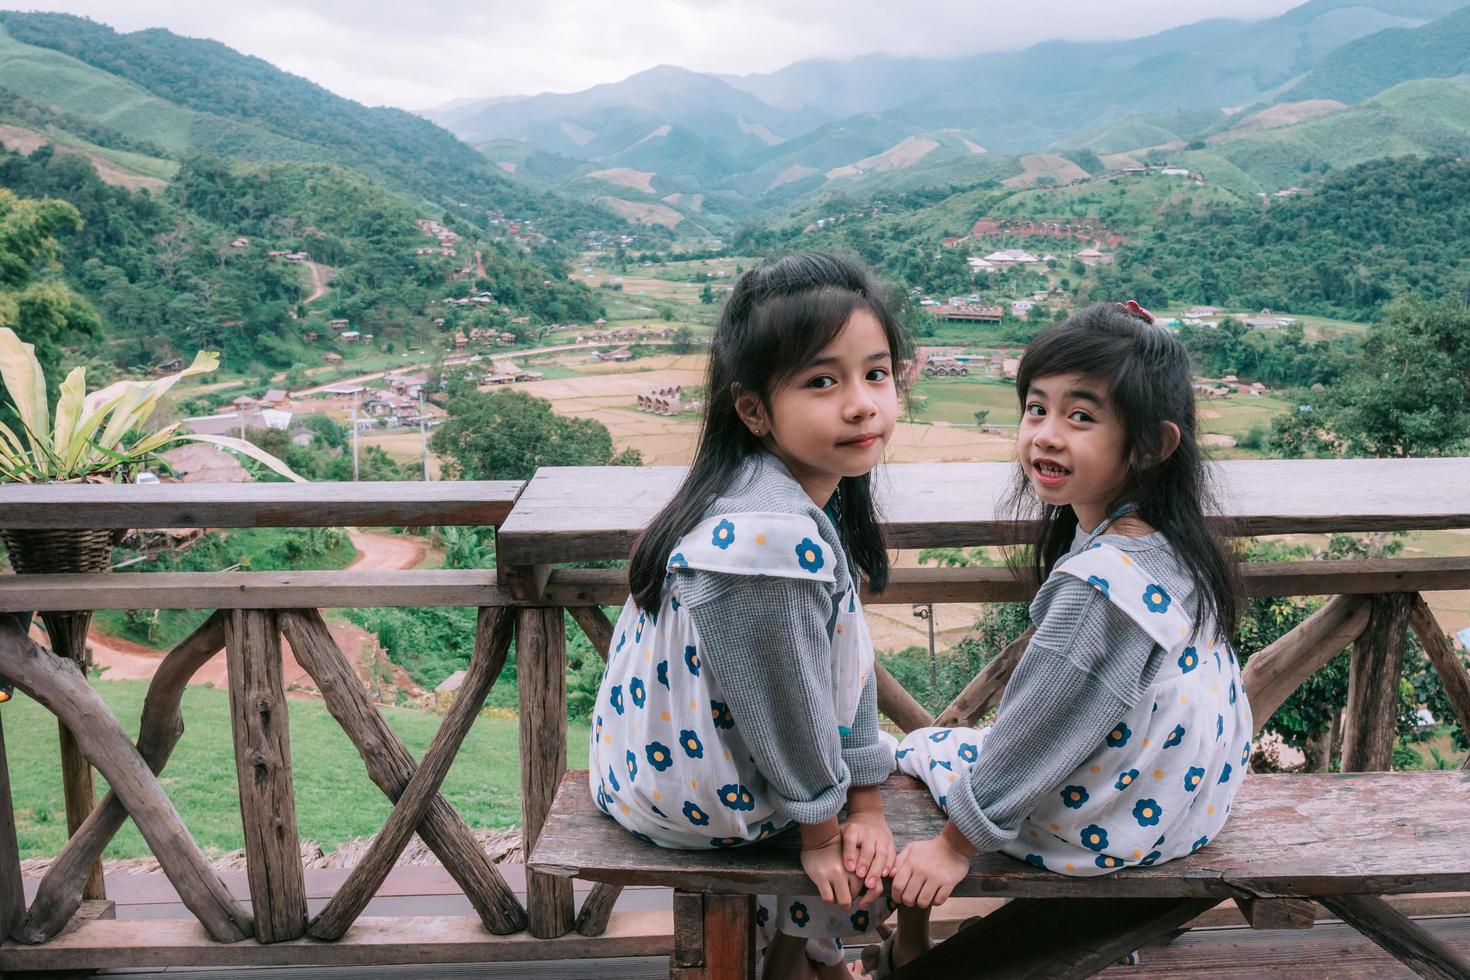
[
  {"x1": 875, "y1": 661, "x2": 935, "y2": 733},
  {"x1": 518, "y1": 606, "x2": 574, "y2": 939},
  {"x1": 1319, "y1": 894, "x2": 1470, "y2": 979},
  {"x1": 1407, "y1": 593, "x2": 1470, "y2": 745},
  {"x1": 671, "y1": 890, "x2": 756, "y2": 980},
  {"x1": 937, "y1": 626, "x2": 1034, "y2": 727},
  {"x1": 0, "y1": 712, "x2": 25, "y2": 939},
  {"x1": 225, "y1": 610, "x2": 307, "y2": 943},
  {"x1": 42, "y1": 610, "x2": 106, "y2": 902},
  {"x1": 1341, "y1": 593, "x2": 1412, "y2": 772}
]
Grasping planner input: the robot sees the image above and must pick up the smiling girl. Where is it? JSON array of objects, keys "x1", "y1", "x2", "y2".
[
  {"x1": 867, "y1": 302, "x2": 1253, "y2": 976},
  {"x1": 589, "y1": 252, "x2": 910, "y2": 979}
]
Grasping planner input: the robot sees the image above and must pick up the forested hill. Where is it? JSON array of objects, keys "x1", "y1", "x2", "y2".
[
  {"x1": 0, "y1": 11, "x2": 621, "y2": 244},
  {"x1": 1102, "y1": 156, "x2": 1470, "y2": 320}
]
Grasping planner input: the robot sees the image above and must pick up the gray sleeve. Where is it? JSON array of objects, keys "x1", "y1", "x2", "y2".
[
  {"x1": 842, "y1": 676, "x2": 893, "y2": 787},
  {"x1": 945, "y1": 577, "x2": 1163, "y2": 853},
  {"x1": 681, "y1": 569, "x2": 851, "y2": 825}
]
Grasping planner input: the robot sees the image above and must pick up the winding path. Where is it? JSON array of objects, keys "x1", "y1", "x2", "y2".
[{"x1": 70, "y1": 531, "x2": 428, "y2": 695}]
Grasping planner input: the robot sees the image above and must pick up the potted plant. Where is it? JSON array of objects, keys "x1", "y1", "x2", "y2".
[{"x1": 0, "y1": 324, "x2": 302, "y2": 649}]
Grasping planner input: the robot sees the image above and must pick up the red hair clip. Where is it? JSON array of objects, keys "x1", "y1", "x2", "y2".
[{"x1": 1116, "y1": 300, "x2": 1155, "y2": 324}]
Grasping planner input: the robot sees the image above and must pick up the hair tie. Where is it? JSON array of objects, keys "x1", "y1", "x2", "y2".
[{"x1": 1115, "y1": 300, "x2": 1155, "y2": 324}]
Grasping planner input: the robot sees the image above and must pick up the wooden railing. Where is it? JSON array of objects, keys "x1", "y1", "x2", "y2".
[{"x1": 0, "y1": 458, "x2": 1468, "y2": 971}]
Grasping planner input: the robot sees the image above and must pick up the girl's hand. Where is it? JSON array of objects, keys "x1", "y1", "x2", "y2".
[
  {"x1": 891, "y1": 825, "x2": 975, "y2": 908},
  {"x1": 800, "y1": 831, "x2": 858, "y2": 910},
  {"x1": 842, "y1": 809, "x2": 896, "y2": 893}
]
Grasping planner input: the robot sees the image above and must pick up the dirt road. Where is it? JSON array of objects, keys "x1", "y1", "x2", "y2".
[
  {"x1": 302, "y1": 261, "x2": 332, "y2": 305},
  {"x1": 75, "y1": 530, "x2": 428, "y2": 695}
]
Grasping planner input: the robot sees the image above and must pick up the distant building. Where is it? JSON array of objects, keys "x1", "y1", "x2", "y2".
[{"x1": 935, "y1": 303, "x2": 1004, "y2": 324}]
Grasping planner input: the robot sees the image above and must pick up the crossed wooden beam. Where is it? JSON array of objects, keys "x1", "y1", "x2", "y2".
[{"x1": 0, "y1": 606, "x2": 527, "y2": 945}]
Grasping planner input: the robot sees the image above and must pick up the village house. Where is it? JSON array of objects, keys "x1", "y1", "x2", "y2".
[
  {"x1": 984, "y1": 248, "x2": 1041, "y2": 266},
  {"x1": 935, "y1": 303, "x2": 1004, "y2": 324},
  {"x1": 230, "y1": 238, "x2": 249, "y2": 249},
  {"x1": 303, "y1": 330, "x2": 319, "y2": 342},
  {"x1": 285, "y1": 252, "x2": 310, "y2": 263},
  {"x1": 967, "y1": 257, "x2": 995, "y2": 272},
  {"x1": 339, "y1": 330, "x2": 361, "y2": 343},
  {"x1": 1076, "y1": 247, "x2": 1113, "y2": 265},
  {"x1": 154, "y1": 356, "x2": 183, "y2": 375},
  {"x1": 1245, "y1": 317, "x2": 1285, "y2": 330},
  {"x1": 1186, "y1": 306, "x2": 1218, "y2": 318},
  {"x1": 328, "y1": 319, "x2": 349, "y2": 330},
  {"x1": 261, "y1": 389, "x2": 290, "y2": 409},
  {"x1": 453, "y1": 332, "x2": 469, "y2": 351},
  {"x1": 1002, "y1": 357, "x2": 1020, "y2": 378},
  {"x1": 324, "y1": 352, "x2": 343, "y2": 364},
  {"x1": 1012, "y1": 300, "x2": 1036, "y2": 317}
]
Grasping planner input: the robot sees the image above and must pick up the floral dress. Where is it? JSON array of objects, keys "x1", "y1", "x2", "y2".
[
  {"x1": 588, "y1": 509, "x2": 885, "y2": 964},
  {"x1": 897, "y1": 538, "x2": 1253, "y2": 875}
]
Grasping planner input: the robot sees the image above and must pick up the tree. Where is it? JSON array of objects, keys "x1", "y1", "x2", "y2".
[
  {"x1": 1269, "y1": 299, "x2": 1470, "y2": 458},
  {"x1": 699, "y1": 283, "x2": 715, "y2": 305},
  {"x1": 430, "y1": 388, "x2": 643, "y2": 481}
]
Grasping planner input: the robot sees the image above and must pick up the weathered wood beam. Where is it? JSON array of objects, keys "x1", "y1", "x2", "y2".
[
  {"x1": 38, "y1": 607, "x2": 105, "y2": 902},
  {"x1": 1408, "y1": 594, "x2": 1470, "y2": 749},
  {"x1": 0, "y1": 713, "x2": 23, "y2": 939},
  {"x1": 278, "y1": 609, "x2": 526, "y2": 935},
  {"x1": 518, "y1": 607, "x2": 575, "y2": 939},
  {"x1": 936, "y1": 627, "x2": 1035, "y2": 728},
  {"x1": 225, "y1": 610, "x2": 307, "y2": 943},
  {"x1": 1341, "y1": 593, "x2": 1413, "y2": 772},
  {"x1": 0, "y1": 480, "x2": 521, "y2": 530},
  {"x1": 1235, "y1": 896, "x2": 1317, "y2": 930},
  {"x1": 568, "y1": 605, "x2": 616, "y2": 662},
  {"x1": 1318, "y1": 894, "x2": 1470, "y2": 980},
  {"x1": 1241, "y1": 594, "x2": 1371, "y2": 733},
  {"x1": 670, "y1": 892, "x2": 756, "y2": 980},
  {"x1": 875, "y1": 661, "x2": 935, "y2": 733},
  {"x1": 0, "y1": 615, "x2": 252, "y2": 943},
  {"x1": 17, "y1": 612, "x2": 226, "y2": 943},
  {"x1": 306, "y1": 606, "x2": 514, "y2": 941},
  {"x1": 574, "y1": 881, "x2": 622, "y2": 938}
]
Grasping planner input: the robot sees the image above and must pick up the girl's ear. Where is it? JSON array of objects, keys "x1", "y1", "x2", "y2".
[
  {"x1": 1159, "y1": 421, "x2": 1182, "y2": 462},
  {"x1": 732, "y1": 384, "x2": 769, "y2": 438}
]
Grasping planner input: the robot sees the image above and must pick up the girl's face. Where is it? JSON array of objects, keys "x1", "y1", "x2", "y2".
[
  {"x1": 1017, "y1": 372, "x2": 1130, "y2": 531},
  {"x1": 741, "y1": 307, "x2": 898, "y2": 505}
]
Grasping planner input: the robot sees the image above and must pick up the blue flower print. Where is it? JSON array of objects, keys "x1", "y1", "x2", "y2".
[
  {"x1": 1106, "y1": 722, "x2": 1132, "y2": 748},
  {"x1": 671, "y1": 596, "x2": 681, "y2": 612},
  {"x1": 680, "y1": 730, "x2": 704, "y2": 759},
  {"x1": 712, "y1": 519, "x2": 736, "y2": 550},
  {"x1": 1184, "y1": 767, "x2": 1206, "y2": 792},
  {"x1": 718, "y1": 783, "x2": 756, "y2": 811},
  {"x1": 1115, "y1": 769, "x2": 1139, "y2": 791},
  {"x1": 929, "y1": 729, "x2": 951, "y2": 743},
  {"x1": 1142, "y1": 584, "x2": 1172, "y2": 614},
  {"x1": 609, "y1": 685, "x2": 625, "y2": 715},
  {"x1": 937, "y1": 795, "x2": 947, "y2": 812},
  {"x1": 1154, "y1": 835, "x2": 1166, "y2": 847},
  {"x1": 651, "y1": 805, "x2": 667, "y2": 819},
  {"x1": 896, "y1": 747, "x2": 911, "y2": 760},
  {"x1": 756, "y1": 905, "x2": 770, "y2": 927},
  {"x1": 710, "y1": 836, "x2": 742, "y2": 848},
  {"x1": 615, "y1": 631, "x2": 626, "y2": 655},
  {"x1": 1216, "y1": 714, "x2": 1224, "y2": 739},
  {"x1": 789, "y1": 901, "x2": 810, "y2": 927},
  {"x1": 595, "y1": 784, "x2": 608, "y2": 813},
  {"x1": 1229, "y1": 680, "x2": 1237, "y2": 704},
  {"x1": 646, "y1": 741, "x2": 674, "y2": 772},
  {"x1": 795, "y1": 537, "x2": 825, "y2": 574},
  {"x1": 1191, "y1": 835, "x2": 1209, "y2": 854},
  {"x1": 1061, "y1": 785, "x2": 1089, "y2": 809},
  {"x1": 1095, "y1": 854, "x2": 1124, "y2": 870},
  {"x1": 629, "y1": 677, "x2": 647, "y2": 708},
  {"x1": 669, "y1": 552, "x2": 689, "y2": 569},
  {"x1": 1025, "y1": 853, "x2": 1046, "y2": 869},
  {"x1": 1218, "y1": 763, "x2": 1233, "y2": 784},
  {"x1": 1086, "y1": 575, "x2": 1110, "y2": 597},
  {"x1": 683, "y1": 644, "x2": 701, "y2": 677},
  {"x1": 958, "y1": 742, "x2": 978, "y2": 763},
  {"x1": 756, "y1": 821, "x2": 777, "y2": 840},
  {"x1": 657, "y1": 660, "x2": 670, "y2": 689},
  {"x1": 625, "y1": 750, "x2": 638, "y2": 782},
  {"x1": 635, "y1": 612, "x2": 646, "y2": 644},
  {"x1": 682, "y1": 801, "x2": 710, "y2": 826},
  {"x1": 711, "y1": 699, "x2": 735, "y2": 730},
  {"x1": 850, "y1": 909, "x2": 871, "y2": 932},
  {"x1": 1163, "y1": 724, "x2": 1186, "y2": 749},
  {"x1": 1241, "y1": 740, "x2": 1251, "y2": 766},
  {"x1": 1138, "y1": 850, "x2": 1162, "y2": 866},
  {"x1": 607, "y1": 766, "x2": 620, "y2": 792},
  {"x1": 1080, "y1": 824, "x2": 1109, "y2": 852},
  {"x1": 1178, "y1": 647, "x2": 1199, "y2": 673},
  {"x1": 1132, "y1": 799, "x2": 1163, "y2": 827},
  {"x1": 1214, "y1": 650, "x2": 1222, "y2": 672},
  {"x1": 929, "y1": 759, "x2": 952, "y2": 772}
]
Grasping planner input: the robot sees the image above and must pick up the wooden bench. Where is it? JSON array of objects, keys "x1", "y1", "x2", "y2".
[{"x1": 531, "y1": 769, "x2": 1470, "y2": 980}]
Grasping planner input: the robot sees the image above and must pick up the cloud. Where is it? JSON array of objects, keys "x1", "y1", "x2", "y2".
[{"x1": 8, "y1": 0, "x2": 1304, "y2": 107}]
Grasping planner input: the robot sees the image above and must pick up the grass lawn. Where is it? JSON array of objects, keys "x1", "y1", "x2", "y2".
[{"x1": 2, "y1": 680, "x2": 592, "y2": 860}]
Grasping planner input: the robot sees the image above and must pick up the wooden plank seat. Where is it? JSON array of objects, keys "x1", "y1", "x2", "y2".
[{"x1": 532, "y1": 769, "x2": 1470, "y2": 979}]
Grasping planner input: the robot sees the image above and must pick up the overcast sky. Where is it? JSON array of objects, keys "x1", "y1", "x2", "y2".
[{"x1": 10, "y1": 1, "x2": 1306, "y2": 109}]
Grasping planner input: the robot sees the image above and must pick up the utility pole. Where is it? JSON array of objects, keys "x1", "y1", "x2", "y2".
[
  {"x1": 418, "y1": 387, "x2": 430, "y2": 480},
  {"x1": 913, "y1": 603, "x2": 937, "y2": 689},
  {"x1": 351, "y1": 388, "x2": 360, "y2": 481}
]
